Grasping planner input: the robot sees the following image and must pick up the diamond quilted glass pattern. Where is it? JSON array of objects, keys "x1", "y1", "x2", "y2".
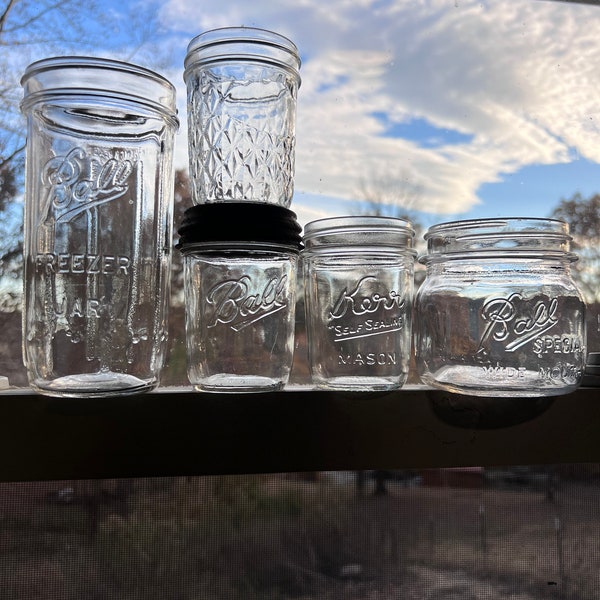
[{"x1": 187, "y1": 65, "x2": 298, "y2": 207}]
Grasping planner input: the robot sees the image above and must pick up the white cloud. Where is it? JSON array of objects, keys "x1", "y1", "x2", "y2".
[{"x1": 158, "y1": 0, "x2": 600, "y2": 216}]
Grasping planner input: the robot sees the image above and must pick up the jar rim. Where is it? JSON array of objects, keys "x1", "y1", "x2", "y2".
[
  {"x1": 422, "y1": 216, "x2": 574, "y2": 262},
  {"x1": 419, "y1": 250, "x2": 579, "y2": 265},
  {"x1": 424, "y1": 217, "x2": 570, "y2": 240},
  {"x1": 20, "y1": 56, "x2": 178, "y2": 119},
  {"x1": 184, "y1": 26, "x2": 301, "y2": 80},
  {"x1": 303, "y1": 215, "x2": 416, "y2": 255},
  {"x1": 304, "y1": 215, "x2": 415, "y2": 238}
]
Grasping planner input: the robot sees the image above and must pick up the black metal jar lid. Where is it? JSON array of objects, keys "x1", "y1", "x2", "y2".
[{"x1": 177, "y1": 202, "x2": 303, "y2": 253}]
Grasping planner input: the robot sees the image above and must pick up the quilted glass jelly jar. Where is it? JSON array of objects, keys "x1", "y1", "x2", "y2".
[
  {"x1": 302, "y1": 216, "x2": 416, "y2": 391},
  {"x1": 415, "y1": 218, "x2": 586, "y2": 397},
  {"x1": 184, "y1": 27, "x2": 301, "y2": 207}
]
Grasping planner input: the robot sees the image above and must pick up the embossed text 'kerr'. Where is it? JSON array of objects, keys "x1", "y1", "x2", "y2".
[
  {"x1": 328, "y1": 276, "x2": 404, "y2": 321},
  {"x1": 326, "y1": 275, "x2": 405, "y2": 341}
]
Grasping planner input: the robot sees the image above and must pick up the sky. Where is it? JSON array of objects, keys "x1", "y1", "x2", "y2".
[{"x1": 20, "y1": 0, "x2": 600, "y2": 228}]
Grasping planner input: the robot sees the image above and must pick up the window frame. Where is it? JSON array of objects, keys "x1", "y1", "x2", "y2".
[{"x1": 0, "y1": 385, "x2": 597, "y2": 482}]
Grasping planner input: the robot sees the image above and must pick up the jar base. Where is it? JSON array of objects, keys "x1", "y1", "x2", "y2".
[
  {"x1": 315, "y1": 376, "x2": 404, "y2": 392},
  {"x1": 193, "y1": 374, "x2": 286, "y2": 393},
  {"x1": 30, "y1": 372, "x2": 158, "y2": 398},
  {"x1": 421, "y1": 366, "x2": 580, "y2": 397}
]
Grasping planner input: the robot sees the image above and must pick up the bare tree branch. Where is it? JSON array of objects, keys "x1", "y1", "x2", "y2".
[
  {"x1": 354, "y1": 168, "x2": 424, "y2": 220},
  {"x1": 0, "y1": 0, "x2": 18, "y2": 34},
  {"x1": 0, "y1": 143, "x2": 24, "y2": 170},
  {"x1": 0, "y1": 0, "x2": 177, "y2": 310},
  {"x1": 2, "y1": 0, "x2": 69, "y2": 34}
]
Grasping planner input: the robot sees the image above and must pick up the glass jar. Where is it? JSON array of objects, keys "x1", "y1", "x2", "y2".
[
  {"x1": 183, "y1": 27, "x2": 301, "y2": 207},
  {"x1": 21, "y1": 57, "x2": 179, "y2": 397},
  {"x1": 415, "y1": 218, "x2": 586, "y2": 397},
  {"x1": 177, "y1": 203, "x2": 302, "y2": 392},
  {"x1": 302, "y1": 216, "x2": 416, "y2": 391}
]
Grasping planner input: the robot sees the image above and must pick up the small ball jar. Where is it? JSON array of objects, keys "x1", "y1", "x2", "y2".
[
  {"x1": 415, "y1": 218, "x2": 586, "y2": 397},
  {"x1": 177, "y1": 203, "x2": 302, "y2": 393}
]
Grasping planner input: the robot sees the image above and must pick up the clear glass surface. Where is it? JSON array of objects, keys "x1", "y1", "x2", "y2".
[
  {"x1": 423, "y1": 218, "x2": 574, "y2": 257},
  {"x1": 21, "y1": 58, "x2": 179, "y2": 397},
  {"x1": 416, "y1": 218, "x2": 586, "y2": 397},
  {"x1": 303, "y1": 216, "x2": 416, "y2": 391},
  {"x1": 303, "y1": 215, "x2": 415, "y2": 251},
  {"x1": 184, "y1": 27, "x2": 300, "y2": 207},
  {"x1": 415, "y1": 259, "x2": 586, "y2": 397},
  {"x1": 304, "y1": 254, "x2": 414, "y2": 391},
  {"x1": 183, "y1": 249, "x2": 297, "y2": 392}
]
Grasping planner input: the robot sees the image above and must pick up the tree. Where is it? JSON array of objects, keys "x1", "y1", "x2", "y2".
[
  {"x1": 0, "y1": 0, "x2": 174, "y2": 309},
  {"x1": 550, "y1": 192, "x2": 600, "y2": 303},
  {"x1": 356, "y1": 167, "x2": 423, "y2": 209},
  {"x1": 0, "y1": 0, "x2": 107, "y2": 167},
  {"x1": 0, "y1": 0, "x2": 172, "y2": 168},
  {"x1": 353, "y1": 167, "x2": 426, "y2": 246},
  {"x1": 171, "y1": 169, "x2": 193, "y2": 306},
  {"x1": 353, "y1": 168, "x2": 428, "y2": 291},
  {"x1": 0, "y1": 159, "x2": 22, "y2": 310}
]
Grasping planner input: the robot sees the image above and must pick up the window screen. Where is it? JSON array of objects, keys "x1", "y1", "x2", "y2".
[{"x1": 1, "y1": 468, "x2": 597, "y2": 599}]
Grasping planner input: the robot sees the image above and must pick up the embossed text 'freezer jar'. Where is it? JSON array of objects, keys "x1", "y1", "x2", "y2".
[
  {"x1": 303, "y1": 217, "x2": 416, "y2": 391},
  {"x1": 183, "y1": 27, "x2": 301, "y2": 207},
  {"x1": 178, "y1": 203, "x2": 302, "y2": 392},
  {"x1": 415, "y1": 218, "x2": 586, "y2": 397},
  {"x1": 21, "y1": 57, "x2": 179, "y2": 397}
]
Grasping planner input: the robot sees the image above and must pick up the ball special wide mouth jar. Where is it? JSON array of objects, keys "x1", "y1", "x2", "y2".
[
  {"x1": 414, "y1": 218, "x2": 586, "y2": 397},
  {"x1": 302, "y1": 216, "x2": 416, "y2": 391}
]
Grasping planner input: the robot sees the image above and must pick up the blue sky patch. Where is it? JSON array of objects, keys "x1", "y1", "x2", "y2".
[
  {"x1": 317, "y1": 74, "x2": 349, "y2": 94},
  {"x1": 372, "y1": 112, "x2": 474, "y2": 148},
  {"x1": 468, "y1": 157, "x2": 600, "y2": 221}
]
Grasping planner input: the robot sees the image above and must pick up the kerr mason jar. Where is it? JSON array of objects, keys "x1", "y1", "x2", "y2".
[
  {"x1": 177, "y1": 203, "x2": 302, "y2": 392},
  {"x1": 415, "y1": 218, "x2": 586, "y2": 397},
  {"x1": 303, "y1": 216, "x2": 416, "y2": 391},
  {"x1": 21, "y1": 57, "x2": 179, "y2": 397},
  {"x1": 184, "y1": 27, "x2": 301, "y2": 207}
]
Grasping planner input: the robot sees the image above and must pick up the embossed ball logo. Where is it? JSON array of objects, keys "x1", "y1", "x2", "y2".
[
  {"x1": 41, "y1": 147, "x2": 133, "y2": 224},
  {"x1": 477, "y1": 293, "x2": 559, "y2": 354},
  {"x1": 205, "y1": 275, "x2": 289, "y2": 332}
]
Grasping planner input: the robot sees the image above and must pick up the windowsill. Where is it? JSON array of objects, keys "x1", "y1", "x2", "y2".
[{"x1": 0, "y1": 385, "x2": 598, "y2": 482}]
